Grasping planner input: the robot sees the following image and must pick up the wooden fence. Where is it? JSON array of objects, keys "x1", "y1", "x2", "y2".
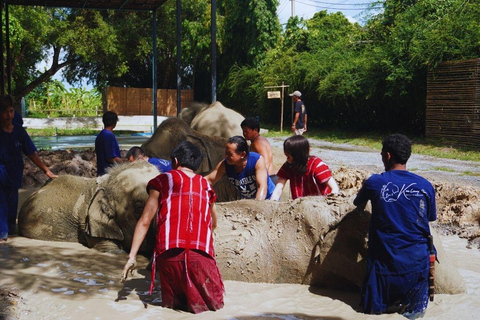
[
  {"x1": 102, "y1": 87, "x2": 194, "y2": 116},
  {"x1": 426, "y1": 58, "x2": 480, "y2": 149}
]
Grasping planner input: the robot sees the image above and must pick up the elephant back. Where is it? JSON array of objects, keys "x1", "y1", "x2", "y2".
[{"x1": 190, "y1": 101, "x2": 244, "y2": 139}]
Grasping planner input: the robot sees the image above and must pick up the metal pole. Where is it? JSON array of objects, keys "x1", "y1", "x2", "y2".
[
  {"x1": 291, "y1": 0, "x2": 295, "y2": 17},
  {"x1": 176, "y1": 0, "x2": 181, "y2": 116},
  {"x1": 5, "y1": 3, "x2": 11, "y2": 94},
  {"x1": 211, "y1": 0, "x2": 217, "y2": 102},
  {"x1": 152, "y1": 8, "x2": 158, "y2": 130},
  {"x1": 280, "y1": 82, "x2": 284, "y2": 132},
  {"x1": 0, "y1": 0, "x2": 4, "y2": 95}
]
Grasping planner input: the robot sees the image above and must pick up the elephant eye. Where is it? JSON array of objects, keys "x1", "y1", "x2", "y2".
[{"x1": 134, "y1": 200, "x2": 145, "y2": 217}]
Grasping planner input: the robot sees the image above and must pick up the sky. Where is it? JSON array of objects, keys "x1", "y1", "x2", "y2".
[{"x1": 277, "y1": 0, "x2": 380, "y2": 25}]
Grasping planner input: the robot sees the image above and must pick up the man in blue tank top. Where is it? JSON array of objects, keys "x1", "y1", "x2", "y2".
[
  {"x1": 206, "y1": 136, "x2": 274, "y2": 200},
  {"x1": 354, "y1": 134, "x2": 436, "y2": 319}
]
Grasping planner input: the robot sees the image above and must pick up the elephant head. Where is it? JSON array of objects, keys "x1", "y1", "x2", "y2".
[
  {"x1": 19, "y1": 161, "x2": 160, "y2": 254},
  {"x1": 190, "y1": 101, "x2": 245, "y2": 139}
]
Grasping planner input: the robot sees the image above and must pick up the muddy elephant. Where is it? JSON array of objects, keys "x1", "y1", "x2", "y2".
[
  {"x1": 141, "y1": 117, "x2": 238, "y2": 202},
  {"x1": 190, "y1": 101, "x2": 245, "y2": 138},
  {"x1": 214, "y1": 194, "x2": 465, "y2": 295},
  {"x1": 178, "y1": 102, "x2": 209, "y2": 125},
  {"x1": 18, "y1": 161, "x2": 160, "y2": 254}
]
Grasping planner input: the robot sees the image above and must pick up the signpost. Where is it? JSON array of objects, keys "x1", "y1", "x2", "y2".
[{"x1": 265, "y1": 82, "x2": 289, "y2": 132}]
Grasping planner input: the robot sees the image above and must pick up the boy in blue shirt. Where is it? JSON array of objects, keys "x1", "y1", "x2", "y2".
[{"x1": 95, "y1": 111, "x2": 124, "y2": 176}]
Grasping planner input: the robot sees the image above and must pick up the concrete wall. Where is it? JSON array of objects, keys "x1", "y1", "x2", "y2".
[{"x1": 23, "y1": 116, "x2": 169, "y2": 133}]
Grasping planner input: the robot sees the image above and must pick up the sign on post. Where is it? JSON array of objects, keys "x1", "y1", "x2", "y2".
[{"x1": 267, "y1": 91, "x2": 281, "y2": 99}]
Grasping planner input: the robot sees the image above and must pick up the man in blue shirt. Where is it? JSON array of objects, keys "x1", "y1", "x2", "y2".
[
  {"x1": 126, "y1": 146, "x2": 172, "y2": 173},
  {"x1": 354, "y1": 134, "x2": 436, "y2": 319},
  {"x1": 95, "y1": 111, "x2": 124, "y2": 176},
  {"x1": 1, "y1": 95, "x2": 56, "y2": 240}
]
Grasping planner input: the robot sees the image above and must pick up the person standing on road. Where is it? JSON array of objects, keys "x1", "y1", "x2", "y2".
[
  {"x1": 289, "y1": 90, "x2": 307, "y2": 135},
  {"x1": 354, "y1": 133, "x2": 437, "y2": 318},
  {"x1": 95, "y1": 111, "x2": 124, "y2": 176}
]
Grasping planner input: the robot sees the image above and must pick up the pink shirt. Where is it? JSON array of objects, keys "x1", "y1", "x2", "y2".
[{"x1": 277, "y1": 156, "x2": 333, "y2": 199}]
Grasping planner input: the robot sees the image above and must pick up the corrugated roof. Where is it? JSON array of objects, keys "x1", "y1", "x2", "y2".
[{"x1": 4, "y1": 0, "x2": 168, "y2": 11}]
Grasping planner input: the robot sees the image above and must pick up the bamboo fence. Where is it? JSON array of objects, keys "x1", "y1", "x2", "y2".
[
  {"x1": 102, "y1": 87, "x2": 194, "y2": 117},
  {"x1": 426, "y1": 58, "x2": 480, "y2": 149}
]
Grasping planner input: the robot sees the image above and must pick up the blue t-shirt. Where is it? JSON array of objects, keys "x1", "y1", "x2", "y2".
[
  {"x1": 0, "y1": 123, "x2": 37, "y2": 188},
  {"x1": 148, "y1": 157, "x2": 172, "y2": 173},
  {"x1": 224, "y1": 152, "x2": 275, "y2": 199},
  {"x1": 95, "y1": 129, "x2": 121, "y2": 176},
  {"x1": 354, "y1": 170, "x2": 436, "y2": 275}
]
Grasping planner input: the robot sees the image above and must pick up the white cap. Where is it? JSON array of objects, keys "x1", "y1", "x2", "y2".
[{"x1": 289, "y1": 90, "x2": 302, "y2": 97}]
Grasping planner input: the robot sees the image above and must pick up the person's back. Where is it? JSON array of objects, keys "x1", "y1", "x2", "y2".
[
  {"x1": 354, "y1": 133, "x2": 436, "y2": 318},
  {"x1": 95, "y1": 111, "x2": 122, "y2": 176},
  {"x1": 126, "y1": 146, "x2": 172, "y2": 172}
]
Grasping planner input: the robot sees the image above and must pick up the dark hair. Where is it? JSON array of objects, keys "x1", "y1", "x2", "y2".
[
  {"x1": 240, "y1": 117, "x2": 260, "y2": 131},
  {"x1": 227, "y1": 136, "x2": 249, "y2": 157},
  {"x1": 0, "y1": 95, "x2": 14, "y2": 113},
  {"x1": 283, "y1": 135, "x2": 310, "y2": 174},
  {"x1": 382, "y1": 133, "x2": 411, "y2": 164},
  {"x1": 126, "y1": 146, "x2": 146, "y2": 160},
  {"x1": 102, "y1": 111, "x2": 118, "y2": 127},
  {"x1": 170, "y1": 141, "x2": 204, "y2": 171}
]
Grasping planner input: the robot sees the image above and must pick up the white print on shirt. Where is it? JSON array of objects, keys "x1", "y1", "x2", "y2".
[{"x1": 381, "y1": 182, "x2": 424, "y2": 203}]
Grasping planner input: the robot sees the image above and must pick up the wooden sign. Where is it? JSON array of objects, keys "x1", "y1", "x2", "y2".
[{"x1": 267, "y1": 91, "x2": 281, "y2": 99}]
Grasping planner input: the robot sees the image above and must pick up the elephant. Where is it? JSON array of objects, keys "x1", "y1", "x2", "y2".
[
  {"x1": 141, "y1": 117, "x2": 239, "y2": 202},
  {"x1": 18, "y1": 161, "x2": 160, "y2": 254},
  {"x1": 18, "y1": 163, "x2": 466, "y2": 295},
  {"x1": 190, "y1": 101, "x2": 245, "y2": 139},
  {"x1": 178, "y1": 101, "x2": 209, "y2": 125},
  {"x1": 213, "y1": 194, "x2": 466, "y2": 295}
]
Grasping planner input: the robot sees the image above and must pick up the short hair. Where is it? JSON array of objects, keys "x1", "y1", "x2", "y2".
[
  {"x1": 227, "y1": 136, "x2": 249, "y2": 157},
  {"x1": 283, "y1": 135, "x2": 310, "y2": 174},
  {"x1": 382, "y1": 133, "x2": 412, "y2": 164},
  {"x1": 240, "y1": 117, "x2": 260, "y2": 131},
  {"x1": 170, "y1": 141, "x2": 204, "y2": 171},
  {"x1": 102, "y1": 111, "x2": 118, "y2": 127},
  {"x1": 126, "y1": 146, "x2": 146, "y2": 160},
  {"x1": 0, "y1": 95, "x2": 14, "y2": 113}
]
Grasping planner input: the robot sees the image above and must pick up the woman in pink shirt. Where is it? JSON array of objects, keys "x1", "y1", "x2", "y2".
[
  {"x1": 271, "y1": 135, "x2": 339, "y2": 201},
  {"x1": 121, "y1": 141, "x2": 224, "y2": 314}
]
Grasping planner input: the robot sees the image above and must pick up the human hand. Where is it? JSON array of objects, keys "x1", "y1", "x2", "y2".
[
  {"x1": 45, "y1": 169, "x2": 57, "y2": 179},
  {"x1": 120, "y1": 258, "x2": 137, "y2": 283}
]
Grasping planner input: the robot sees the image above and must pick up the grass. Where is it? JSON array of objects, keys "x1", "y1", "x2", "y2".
[{"x1": 263, "y1": 127, "x2": 480, "y2": 162}]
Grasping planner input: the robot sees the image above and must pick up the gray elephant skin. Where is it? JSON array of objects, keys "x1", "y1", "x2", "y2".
[
  {"x1": 181, "y1": 101, "x2": 245, "y2": 139},
  {"x1": 17, "y1": 167, "x2": 465, "y2": 295},
  {"x1": 18, "y1": 161, "x2": 160, "y2": 254},
  {"x1": 141, "y1": 117, "x2": 239, "y2": 202}
]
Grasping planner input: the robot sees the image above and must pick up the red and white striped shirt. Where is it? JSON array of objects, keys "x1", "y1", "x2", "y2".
[
  {"x1": 147, "y1": 170, "x2": 217, "y2": 258},
  {"x1": 277, "y1": 156, "x2": 333, "y2": 199}
]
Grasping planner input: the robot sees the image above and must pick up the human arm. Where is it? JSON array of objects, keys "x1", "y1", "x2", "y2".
[
  {"x1": 27, "y1": 152, "x2": 57, "y2": 179},
  {"x1": 304, "y1": 114, "x2": 308, "y2": 132},
  {"x1": 254, "y1": 156, "x2": 269, "y2": 200},
  {"x1": 327, "y1": 177, "x2": 339, "y2": 194},
  {"x1": 108, "y1": 156, "x2": 124, "y2": 164},
  {"x1": 270, "y1": 177, "x2": 287, "y2": 201},
  {"x1": 211, "y1": 203, "x2": 218, "y2": 230},
  {"x1": 292, "y1": 112, "x2": 300, "y2": 132},
  {"x1": 121, "y1": 189, "x2": 160, "y2": 282},
  {"x1": 253, "y1": 139, "x2": 273, "y2": 174},
  {"x1": 205, "y1": 160, "x2": 226, "y2": 186}
]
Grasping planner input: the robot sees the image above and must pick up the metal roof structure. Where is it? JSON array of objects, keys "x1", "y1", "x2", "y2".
[{"x1": 3, "y1": 0, "x2": 168, "y2": 11}]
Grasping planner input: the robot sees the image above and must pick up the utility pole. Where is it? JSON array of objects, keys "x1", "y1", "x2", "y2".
[{"x1": 291, "y1": 0, "x2": 295, "y2": 17}]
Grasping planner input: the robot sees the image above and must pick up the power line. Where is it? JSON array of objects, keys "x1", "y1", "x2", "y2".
[{"x1": 295, "y1": 0, "x2": 381, "y2": 11}]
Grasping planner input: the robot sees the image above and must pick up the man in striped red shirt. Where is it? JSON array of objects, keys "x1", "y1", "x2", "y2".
[{"x1": 121, "y1": 141, "x2": 224, "y2": 314}]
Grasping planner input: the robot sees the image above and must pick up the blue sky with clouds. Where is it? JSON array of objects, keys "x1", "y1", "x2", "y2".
[{"x1": 277, "y1": 0, "x2": 380, "y2": 25}]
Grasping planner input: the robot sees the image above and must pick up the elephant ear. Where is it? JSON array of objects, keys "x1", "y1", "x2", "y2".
[{"x1": 85, "y1": 188, "x2": 124, "y2": 241}]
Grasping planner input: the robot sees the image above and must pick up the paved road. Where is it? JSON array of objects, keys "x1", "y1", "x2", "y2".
[{"x1": 269, "y1": 136, "x2": 480, "y2": 188}]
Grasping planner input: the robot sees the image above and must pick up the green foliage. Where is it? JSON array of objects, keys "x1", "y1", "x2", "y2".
[{"x1": 25, "y1": 80, "x2": 101, "y2": 117}]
